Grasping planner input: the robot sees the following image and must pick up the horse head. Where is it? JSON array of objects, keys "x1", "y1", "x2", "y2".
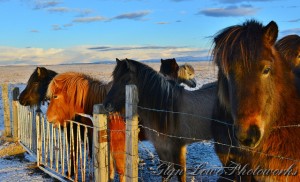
[
  {"x1": 104, "y1": 58, "x2": 134, "y2": 113},
  {"x1": 160, "y1": 58, "x2": 179, "y2": 79},
  {"x1": 46, "y1": 72, "x2": 88, "y2": 126},
  {"x1": 19, "y1": 67, "x2": 57, "y2": 108},
  {"x1": 178, "y1": 63, "x2": 197, "y2": 88},
  {"x1": 213, "y1": 20, "x2": 285, "y2": 148}
]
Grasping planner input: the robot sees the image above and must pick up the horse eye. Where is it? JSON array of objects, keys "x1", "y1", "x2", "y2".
[
  {"x1": 53, "y1": 95, "x2": 58, "y2": 99},
  {"x1": 263, "y1": 67, "x2": 271, "y2": 75}
]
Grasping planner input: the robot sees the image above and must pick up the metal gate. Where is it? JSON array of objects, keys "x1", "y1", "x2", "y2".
[{"x1": 18, "y1": 104, "x2": 93, "y2": 181}]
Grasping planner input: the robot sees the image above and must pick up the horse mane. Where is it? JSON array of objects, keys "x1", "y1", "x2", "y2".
[
  {"x1": 213, "y1": 20, "x2": 268, "y2": 76},
  {"x1": 47, "y1": 72, "x2": 109, "y2": 117},
  {"x1": 276, "y1": 34, "x2": 300, "y2": 68},
  {"x1": 114, "y1": 59, "x2": 183, "y2": 130}
]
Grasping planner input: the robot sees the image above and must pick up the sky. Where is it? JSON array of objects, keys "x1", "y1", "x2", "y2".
[{"x1": 0, "y1": 0, "x2": 299, "y2": 65}]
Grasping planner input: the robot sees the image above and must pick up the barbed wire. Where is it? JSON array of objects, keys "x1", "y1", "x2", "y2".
[
  {"x1": 138, "y1": 124, "x2": 300, "y2": 164},
  {"x1": 136, "y1": 105, "x2": 232, "y2": 126},
  {"x1": 17, "y1": 97, "x2": 300, "y2": 181}
]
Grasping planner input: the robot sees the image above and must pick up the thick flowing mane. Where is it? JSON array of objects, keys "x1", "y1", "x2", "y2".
[
  {"x1": 114, "y1": 59, "x2": 183, "y2": 130},
  {"x1": 213, "y1": 20, "x2": 267, "y2": 76},
  {"x1": 115, "y1": 59, "x2": 183, "y2": 105},
  {"x1": 47, "y1": 72, "x2": 109, "y2": 116}
]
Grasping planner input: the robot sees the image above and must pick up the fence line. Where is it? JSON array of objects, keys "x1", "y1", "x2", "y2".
[{"x1": 4, "y1": 83, "x2": 300, "y2": 181}]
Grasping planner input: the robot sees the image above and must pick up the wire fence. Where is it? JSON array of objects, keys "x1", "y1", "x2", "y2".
[{"x1": 2, "y1": 83, "x2": 300, "y2": 182}]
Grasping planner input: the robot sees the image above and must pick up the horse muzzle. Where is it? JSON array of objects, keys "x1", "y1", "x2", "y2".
[{"x1": 234, "y1": 124, "x2": 262, "y2": 148}]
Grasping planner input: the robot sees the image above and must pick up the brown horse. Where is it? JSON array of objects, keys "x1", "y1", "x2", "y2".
[
  {"x1": 212, "y1": 20, "x2": 300, "y2": 181},
  {"x1": 46, "y1": 72, "x2": 125, "y2": 181},
  {"x1": 160, "y1": 58, "x2": 179, "y2": 80}
]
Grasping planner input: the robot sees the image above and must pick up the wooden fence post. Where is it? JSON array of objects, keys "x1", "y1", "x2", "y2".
[
  {"x1": 36, "y1": 112, "x2": 41, "y2": 166},
  {"x1": 125, "y1": 85, "x2": 139, "y2": 182},
  {"x1": 1, "y1": 84, "x2": 11, "y2": 137},
  {"x1": 12, "y1": 87, "x2": 20, "y2": 140},
  {"x1": 93, "y1": 104, "x2": 110, "y2": 182}
]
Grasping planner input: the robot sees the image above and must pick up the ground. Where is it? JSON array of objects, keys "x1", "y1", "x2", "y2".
[{"x1": 0, "y1": 61, "x2": 221, "y2": 181}]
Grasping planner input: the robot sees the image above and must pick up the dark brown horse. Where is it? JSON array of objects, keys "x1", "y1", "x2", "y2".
[
  {"x1": 19, "y1": 67, "x2": 57, "y2": 111},
  {"x1": 160, "y1": 58, "x2": 179, "y2": 80},
  {"x1": 160, "y1": 58, "x2": 197, "y2": 88},
  {"x1": 212, "y1": 20, "x2": 300, "y2": 181},
  {"x1": 103, "y1": 58, "x2": 216, "y2": 181}
]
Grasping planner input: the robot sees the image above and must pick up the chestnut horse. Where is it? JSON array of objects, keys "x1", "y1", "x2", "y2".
[
  {"x1": 160, "y1": 58, "x2": 197, "y2": 88},
  {"x1": 46, "y1": 72, "x2": 125, "y2": 181},
  {"x1": 103, "y1": 58, "x2": 217, "y2": 181},
  {"x1": 212, "y1": 20, "x2": 300, "y2": 181}
]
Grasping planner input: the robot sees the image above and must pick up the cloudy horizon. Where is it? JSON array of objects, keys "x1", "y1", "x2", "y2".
[{"x1": 0, "y1": 0, "x2": 299, "y2": 65}]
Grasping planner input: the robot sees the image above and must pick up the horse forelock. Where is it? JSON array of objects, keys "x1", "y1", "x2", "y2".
[
  {"x1": 47, "y1": 72, "x2": 107, "y2": 119},
  {"x1": 213, "y1": 20, "x2": 266, "y2": 77}
]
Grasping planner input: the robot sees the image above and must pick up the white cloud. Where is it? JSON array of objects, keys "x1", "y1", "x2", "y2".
[
  {"x1": 73, "y1": 16, "x2": 107, "y2": 23},
  {"x1": 199, "y1": 5, "x2": 258, "y2": 17},
  {"x1": 33, "y1": 0, "x2": 61, "y2": 10},
  {"x1": 0, "y1": 46, "x2": 209, "y2": 65},
  {"x1": 112, "y1": 10, "x2": 151, "y2": 21}
]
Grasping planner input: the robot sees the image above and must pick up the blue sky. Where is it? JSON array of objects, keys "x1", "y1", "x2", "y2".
[{"x1": 0, "y1": 0, "x2": 299, "y2": 65}]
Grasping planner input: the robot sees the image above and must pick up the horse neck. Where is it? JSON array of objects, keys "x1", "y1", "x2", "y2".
[
  {"x1": 46, "y1": 70, "x2": 57, "y2": 82},
  {"x1": 42, "y1": 71, "x2": 58, "y2": 101},
  {"x1": 84, "y1": 80, "x2": 109, "y2": 115},
  {"x1": 136, "y1": 69, "x2": 180, "y2": 109}
]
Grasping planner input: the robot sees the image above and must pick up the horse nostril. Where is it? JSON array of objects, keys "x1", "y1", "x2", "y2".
[{"x1": 236, "y1": 125, "x2": 261, "y2": 148}]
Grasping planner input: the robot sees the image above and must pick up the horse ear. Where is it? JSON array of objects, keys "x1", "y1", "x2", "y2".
[
  {"x1": 116, "y1": 58, "x2": 121, "y2": 64},
  {"x1": 37, "y1": 67, "x2": 41, "y2": 76},
  {"x1": 125, "y1": 59, "x2": 137, "y2": 73},
  {"x1": 161, "y1": 59, "x2": 164, "y2": 63},
  {"x1": 171, "y1": 59, "x2": 179, "y2": 68},
  {"x1": 263, "y1": 21, "x2": 278, "y2": 45},
  {"x1": 37, "y1": 67, "x2": 47, "y2": 78}
]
